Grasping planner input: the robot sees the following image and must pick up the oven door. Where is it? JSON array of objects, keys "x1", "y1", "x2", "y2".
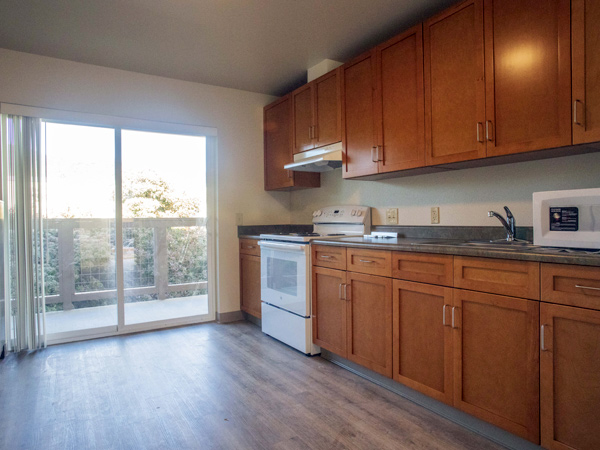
[{"x1": 258, "y1": 240, "x2": 310, "y2": 317}]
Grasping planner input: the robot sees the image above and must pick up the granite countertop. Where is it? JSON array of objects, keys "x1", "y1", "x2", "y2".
[{"x1": 312, "y1": 236, "x2": 600, "y2": 267}]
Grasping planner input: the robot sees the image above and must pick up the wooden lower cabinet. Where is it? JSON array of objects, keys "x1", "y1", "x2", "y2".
[
  {"x1": 346, "y1": 272, "x2": 393, "y2": 377},
  {"x1": 239, "y1": 253, "x2": 261, "y2": 318},
  {"x1": 393, "y1": 280, "x2": 453, "y2": 404},
  {"x1": 312, "y1": 267, "x2": 347, "y2": 357},
  {"x1": 540, "y1": 303, "x2": 600, "y2": 450},
  {"x1": 453, "y1": 289, "x2": 540, "y2": 443}
]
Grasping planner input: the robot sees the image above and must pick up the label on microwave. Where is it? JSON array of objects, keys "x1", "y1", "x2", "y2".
[{"x1": 550, "y1": 207, "x2": 579, "y2": 231}]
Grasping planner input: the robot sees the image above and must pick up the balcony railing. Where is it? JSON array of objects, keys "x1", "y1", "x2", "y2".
[{"x1": 43, "y1": 217, "x2": 207, "y2": 311}]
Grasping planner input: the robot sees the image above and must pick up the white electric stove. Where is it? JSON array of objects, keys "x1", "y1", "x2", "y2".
[{"x1": 258, "y1": 206, "x2": 371, "y2": 354}]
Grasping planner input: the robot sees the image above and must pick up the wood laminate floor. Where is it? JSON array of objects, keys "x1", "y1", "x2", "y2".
[{"x1": 0, "y1": 321, "x2": 504, "y2": 450}]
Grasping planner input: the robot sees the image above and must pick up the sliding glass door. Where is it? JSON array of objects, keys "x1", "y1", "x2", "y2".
[
  {"x1": 41, "y1": 122, "x2": 212, "y2": 342},
  {"x1": 121, "y1": 130, "x2": 208, "y2": 326}
]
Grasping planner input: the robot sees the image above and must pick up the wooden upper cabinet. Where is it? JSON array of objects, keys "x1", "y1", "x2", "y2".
[
  {"x1": 424, "y1": 0, "x2": 486, "y2": 165},
  {"x1": 314, "y1": 69, "x2": 342, "y2": 148},
  {"x1": 292, "y1": 69, "x2": 341, "y2": 154},
  {"x1": 264, "y1": 95, "x2": 320, "y2": 191},
  {"x1": 484, "y1": 0, "x2": 571, "y2": 156},
  {"x1": 377, "y1": 24, "x2": 426, "y2": 173},
  {"x1": 572, "y1": 0, "x2": 600, "y2": 144},
  {"x1": 540, "y1": 303, "x2": 600, "y2": 450},
  {"x1": 292, "y1": 85, "x2": 314, "y2": 153},
  {"x1": 342, "y1": 50, "x2": 378, "y2": 178}
]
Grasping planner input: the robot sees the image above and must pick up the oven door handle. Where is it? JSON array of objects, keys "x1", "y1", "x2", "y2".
[{"x1": 258, "y1": 241, "x2": 307, "y2": 252}]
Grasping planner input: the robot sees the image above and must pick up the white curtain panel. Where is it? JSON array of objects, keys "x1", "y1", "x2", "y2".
[{"x1": 1, "y1": 114, "x2": 46, "y2": 351}]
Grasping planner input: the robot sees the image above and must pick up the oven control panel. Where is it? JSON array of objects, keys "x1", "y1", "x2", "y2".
[{"x1": 312, "y1": 206, "x2": 370, "y2": 223}]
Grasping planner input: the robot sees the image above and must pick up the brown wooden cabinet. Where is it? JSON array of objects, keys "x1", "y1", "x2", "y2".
[
  {"x1": 393, "y1": 279, "x2": 453, "y2": 404},
  {"x1": 540, "y1": 302, "x2": 600, "y2": 450},
  {"x1": 424, "y1": 0, "x2": 571, "y2": 165},
  {"x1": 264, "y1": 95, "x2": 320, "y2": 191},
  {"x1": 572, "y1": 0, "x2": 600, "y2": 145},
  {"x1": 424, "y1": 0, "x2": 486, "y2": 165},
  {"x1": 452, "y1": 289, "x2": 540, "y2": 443},
  {"x1": 342, "y1": 25, "x2": 425, "y2": 178},
  {"x1": 346, "y1": 271, "x2": 393, "y2": 377},
  {"x1": 239, "y1": 239, "x2": 261, "y2": 318},
  {"x1": 312, "y1": 266, "x2": 347, "y2": 357},
  {"x1": 292, "y1": 69, "x2": 341, "y2": 154},
  {"x1": 483, "y1": 0, "x2": 571, "y2": 157}
]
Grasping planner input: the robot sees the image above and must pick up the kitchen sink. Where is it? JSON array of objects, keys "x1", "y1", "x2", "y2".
[{"x1": 412, "y1": 239, "x2": 537, "y2": 251}]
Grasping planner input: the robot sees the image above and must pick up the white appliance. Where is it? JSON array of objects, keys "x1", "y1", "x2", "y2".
[
  {"x1": 258, "y1": 206, "x2": 371, "y2": 354},
  {"x1": 533, "y1": 188, "x2": 600, "y2": 249}
]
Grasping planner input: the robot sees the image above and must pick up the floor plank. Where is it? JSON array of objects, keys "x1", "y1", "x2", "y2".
[{"x1": 0, "y1": 322, "x2": 504, "y2": 450}]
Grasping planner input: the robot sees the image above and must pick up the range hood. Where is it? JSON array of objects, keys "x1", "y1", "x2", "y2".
[{"x1": 284, "y1": 142, "x2": 342, "y2": 172}]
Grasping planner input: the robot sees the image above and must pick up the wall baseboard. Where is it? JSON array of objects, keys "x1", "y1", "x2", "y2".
[
  {"x1": 216, "y1": 310, "x2": 244, "y2": 323},
  {"x1": 242, "y1": 311, "x2": 261, "y2": 327}
]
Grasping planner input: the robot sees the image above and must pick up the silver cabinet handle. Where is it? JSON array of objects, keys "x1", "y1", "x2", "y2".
[
  {"x1": 486, "y1": 120, "x2": 493, "y2": 141},
  {"x1": 442, "y1": 304, "x2": 448, "y2": 326},
  {"x1": 339, "y1": 283, "x2": 343, "y2": 300},
  {"x1": 476, "y1": 122, "x2": 484, "y2": 143},
  {"x1": 377, "y1": 145, "x2": 383, "y2": 162},
  {"x1": 371, "y1": 146, "x2": 377, "y2": 163},
  {"x1": 575, "y1": 284, "x2": 600, "y2": 291},
  {"x1": 344, "y1": 284, "x2": 349, "y2": 301},
  {"x1": 574, "y1": 100, "x2": 584, "y2": 126},
  {"x1": 320, "y1": 255, "x2": 332, "y2": 259},
  {"x1": 541, "y1": 324, "x2": 548, "y2": 351},
  {"x1": 451, "y1": 306, "x2": 459, "y2": 329},
  {"x1": 359, "y1": 259, "x2": 374, "y2": 263},
  {"x1": 313, "y1": 125, "x2": 318, "y2": 140}
]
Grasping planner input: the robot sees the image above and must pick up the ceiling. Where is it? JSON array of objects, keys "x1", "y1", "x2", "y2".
[{"x1": 0, "y1": 0, "x2": 456, "y2": 96}]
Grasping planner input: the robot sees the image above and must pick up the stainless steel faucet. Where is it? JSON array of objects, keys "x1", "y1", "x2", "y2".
[{"x1": 488, "y1": 206, "x2": 516, "y2": 241}]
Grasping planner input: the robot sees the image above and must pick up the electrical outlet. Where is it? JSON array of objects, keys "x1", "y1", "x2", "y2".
[
  {"x1": 235, "y1": 213, "x2": 243, "y2": 226},
  {"x1": 431, "y1": 207, "x2": 440, "y2": 224},
  {"x1": 386, "y1": 208, "x2": 398, "y2": 225}
]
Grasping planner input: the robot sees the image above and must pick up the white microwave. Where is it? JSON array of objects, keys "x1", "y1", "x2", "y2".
[{"x1": 533, "y1": 188, "x2": 600, "y2": 249}]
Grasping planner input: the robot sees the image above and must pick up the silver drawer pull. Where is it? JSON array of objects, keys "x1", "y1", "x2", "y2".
[
  {"x1": 541, "y1": 324, "x2": 548, "y2": 351},
  {"x1": 246, "y1": 245, "x2": 255, "y2": 249},
  {"x1": 320, "y1": 255, "x2": 332, "y2": 259},
  {"x1": 359, "y1": 259, "x2": 374, "y2": 263},
  {"x1": 575, "y1": 284, "x2": 600, "y2": 291}
]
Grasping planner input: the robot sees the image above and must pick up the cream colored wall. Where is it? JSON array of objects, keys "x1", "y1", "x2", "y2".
[
  {"x1": 290, "y1": 152, "x2": 600, "y2": 227},
  {"x1": 0, "y1": 48, "x2": 291, "y2": 315}
]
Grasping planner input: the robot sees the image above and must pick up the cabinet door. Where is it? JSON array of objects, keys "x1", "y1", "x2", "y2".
[
  {"x1": 264, "y1": 95, "x2": 320, "y2": 191},
  {"x1": 264, "y1": 96, "x2": 294, "y2": 190},
  {"x1": 312, "y1": 267, "x2": 347, "y2": 357},
  {"x1": 377, "y1": 24, "x2": 425, "y2": 173},
  {"x1": 424, "y1": 0, "x2": 486, "y2": 165},
  {"x1": 240, "y1": 254, "x2": 261, "y2": 318},
  {"x1": 346, "y1": 272, "x2": 392, "y2": 377},
  {"x1": 572, "y1": 0, "x2": 600, "y2": 144},
  {"x1": 292, "y1": 84, "x2": 314, "y2": 153},
  {"x1": 393, "y1": 280, "x2": 453, "y2": 405},
  {"x1": 314, "y1": 69, "x2": 341, "y2": 148},
  {"x1": 342, "y1": 50, "x2": 378, "y2": 178},
  {"x1": 453, "y1": 289, "x2": 540, "y2": 443},
  {"x1": 484, "y1": 0, "x2": 571, "y2": 156},
  {"x1": 540, "y1": 303, "x2": 600, "y2": 450}
]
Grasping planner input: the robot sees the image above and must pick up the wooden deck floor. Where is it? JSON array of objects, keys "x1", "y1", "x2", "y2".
[{"x1": 0, "y1": 321, "x2": 503, "y2": 450}]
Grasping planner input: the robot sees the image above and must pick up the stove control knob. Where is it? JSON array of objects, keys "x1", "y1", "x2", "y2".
[
  {"x1": 357, "y1": 210, "x2": 363, "y2": 216},
  {"x1": 351, "y1": 210, "x2": 356, "y2": 216},
  {"x1": 312, "y1": 211, "x2": 318, "y2": 217},
  {"x1": 317, "y1": 210, "x2": 322, "y2": 217}
]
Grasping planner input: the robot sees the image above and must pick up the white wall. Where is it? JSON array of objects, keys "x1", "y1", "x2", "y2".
[
  {"x1": 0, "y1": 48, "x2": 291, "y2": 315},
  {"x1": 291, "y1": 152, "x2": 600, "y2": 227}
]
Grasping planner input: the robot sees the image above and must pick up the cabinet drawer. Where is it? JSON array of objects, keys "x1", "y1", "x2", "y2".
[
  {"x1": 239, "y1": 238, "x2": 260, "y2": 256},
  {"x1": 312, "y1": 245, "x2": 346, "y2": 270},
  {"x1": 392, "y1": 252, "x2": 453, "y2": 286},
  {"x1": 454, "y1": 257, "x2": 539, "y2": 300},
  {"x1": 347, "y1": 248, "x2": 392, "y2": 277},
  {"x1": 541, "y1": 263, "x2": 600, "y2": 310}
]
